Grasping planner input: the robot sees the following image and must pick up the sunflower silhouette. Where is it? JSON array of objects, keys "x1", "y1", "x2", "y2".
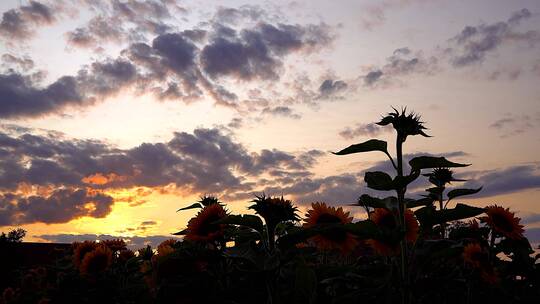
[
  {"x1": 367, "y1": 208, "x2": 419, "y2": 256},
  {"x1": 480, "y1": 205, "x2": 524, "y2": 240},
  {"x1": 185, "y1": 203, "x2": 228, "y2": 243},
  {"x1": 304, "y1": 202, "x2": 358, "y2": 254}
]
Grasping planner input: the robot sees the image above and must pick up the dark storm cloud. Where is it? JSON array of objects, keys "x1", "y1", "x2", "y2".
[
  {"x1": 0, "y1": 56, "x2": 139, "y2": 119},
  {"x1": 0, "y1": 188, "x2": 113, "y2": 225},
  {"x1": 317, "y1": 79, "x2": 348, "y2": 100},
  {"x1": 460, "y1": 164, "x2": 540, "y2": 198},
  {"x1": 450, "y1": 8, "x2": 539, "y2": 67},
  {"x1": 0, "y1": 73, "x2": 83, "y2": 119},
  {"x1": 201, "y1": 22, "x2": 332, "y2": 81},
  {"x1": 261, "y1": 106, "x2": 301, "y2": 119},
  {"x1": 364, "y1": 70, "x2": 383, "y2": 86},
  {"x1": 0, "y1": 2, "x2": 335, "y2": 118},
  {"x1": 0, "y1": 126, "x2": 325, "y2": 224},
  {"x1": 152, "y1": 33, "x2": 198, "y2": 72},
  {"x1": 362, "y1": 47, "x2": 438, "y2": 87},
  {"x1": 77, "y1": 58, "x2": 138, "y2": 96},
  {"x1": 0, "y1": 1, "x2": 55, "y2": 40},
  {"x1": 339, "y1": 123, "x2": 391, "y2": 140}
]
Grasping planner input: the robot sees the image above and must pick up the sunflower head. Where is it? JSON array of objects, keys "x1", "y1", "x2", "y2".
[
  {"x1": 72, "y1": 241, "x2": 98, "y2": 268},
  {"x1": 102, "y1": 239, "x2": 127, "y2": 252},
  {"x1": 79, "y1": 245, "x2": 113, "y2": 276},
  {"x1": 462, "y1": 243, "x2": 487, "y2": 268},
  {"x1": 480, "y1": 205, "x2": 524, "y2": 240},
  {"x1": 377, "y1": 107, "x2": 430, "y2": 142},
  {"x1": 157, "y1": 239, "x2": 177, "y2": 257},
  {"x1": 424, "y1": 168, "x2": 463, "y2": 186},
  {"x1": 185, "y1": 203, "x2": 228, "y2": 243},
  {"x1": 249, "y1": 194, "x2": 299, "y2": 227},
  {"x1": 198, "y1": 195, "x2": 222, "y2": 207},
  {"x1": 462, "y1": 242, "x2": 499, "y2": 283},
  {"x1": 2, "y1": 287, "x2": 16, "y2": 303},
  {"x1": 303, "y1": 202, "x2": 358, "y2": 254},
  {"x1": 118, "y1": 249, "x2": 136, "y2": 262},
  {"x1": 367, "y1": 208, "x2": 419, "y2": 256}
]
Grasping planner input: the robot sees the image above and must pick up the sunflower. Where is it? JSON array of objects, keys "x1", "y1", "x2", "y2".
[
  {"x1": 72, "y1": 241, "x2": 98, "y2": 268},
  {"x1": 102, "y1": 239, "x2": 127, "y2": 252},
  {"x1": 480, "y1": 267, "x2": 499, "y2": 284},
  {"x1": 79, "y1": 245, "x2": 113, "y2": 276},
  {"x1": 423, "y1": 168, "x2": 464, "y2": 186},
  {"x1": 376, "y1": 107, "x2": 430, "y2": 142},
  {"x1": 249, "y1": 194, "x2": 299, "y2": 226},
  {"x1": 185, "y1": 203, "x2": 227, "y2": 243},
  {"x1": 462, "y1": 243, "x2": 499, "y2": 284},
  {"x1": 2, "y1": 287, "x2": 16, "y2": 303},
  {"x1": 367, "y1": 208, "x2": 419, "y2": 256},
  {"x1": 157, "y1": 239, "x2": 177, "y2": 257},
  {"x1": 118, "y1": 249, "x2": 136, "y2": 262},
  {"x1": 480, "y1": 205, "x2": 524, "y2": 239},
  {"x1": 462, "y1": 243, "x2": 486, "y2": 268},
  {"x1": 303, "y1": 202, "x2": 358, "y2": 254}
]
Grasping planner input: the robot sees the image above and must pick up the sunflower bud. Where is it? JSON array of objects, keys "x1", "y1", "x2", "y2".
[{"x1": 377, "y1": 107, "x2": 430, "y2": 142}]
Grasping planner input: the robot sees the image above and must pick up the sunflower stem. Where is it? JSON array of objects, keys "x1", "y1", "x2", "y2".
[{"x1": 396, "y1": 134, "x2": 409, "y2": 304}]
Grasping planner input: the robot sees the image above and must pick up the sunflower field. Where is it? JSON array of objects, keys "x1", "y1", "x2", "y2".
[{"x1": 1, "y1": 108, "x2": 540, "y2": 304}]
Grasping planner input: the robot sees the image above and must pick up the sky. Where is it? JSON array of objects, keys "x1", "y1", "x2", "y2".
[{"x1": 0, "y1": 0, "x2": 539, "y2": 248}]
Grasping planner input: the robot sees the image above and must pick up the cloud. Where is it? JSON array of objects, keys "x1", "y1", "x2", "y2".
[
  {"x1": 1, "y1": 54, "x2": 35, "y2": 71},
  {"x1": 524, "y1": 228, "x2": 540, "y2": 244},
  {"x1": 0, "y1": 188, "x2": 113, "y2": 225},
  {"x1": 317, "y1": 79, "x2": 348, "y2": 100},
  {"x1": 65, "y1": 0, "x2": 179, "y2": 48},
  {"x1": 522, "y1": 213, "x2": 540, "y2": 225},
  {"x1": 36, "y1": 233, "x2": 179, "y2": 249},
  {"x1": 460, "y1": 164, "x2": 540, "y2": 198},
  {"x1": 449, "y1": 8, "x2": 539, "y2": 67},
  {"x1": 66, "y1": 16, "x2": 126, "y2": 48},
  {"x1": 364, "y1": 70, "x2": 383, "y2": 86},
  {"x1": 201, "y1": 22, "x2": 332, "y2": 81},
  {"x1": 489, "y1": 112, "x2": 540, "y2": 138},
  {"x1": 0, "y1": 126, "x2": 325, "y2": 224},
  {"x1": 0, "y1": 4, "x2": 336, "y2": 118},
  {"x1": 359, "y1": 0, "x2": 435, "y2": 30},
  {"x1": 261, "y1": 106, "x2": 301, "y2": 119},
  {"x1": 0, "y1": 73, "x2": 83, "y2": 119},
  {"x1": 0, "y1": 1, "x2": 55, "y2": 40},
  {"x1": 339, "y1": 123, "x2": 392, "y2": 140},
  {"x1": 0, "y1": 56, "x2": 140, "y2": 119},
  {"x1": 362, "y1": 47, "x2": 438, "y2": 87}
]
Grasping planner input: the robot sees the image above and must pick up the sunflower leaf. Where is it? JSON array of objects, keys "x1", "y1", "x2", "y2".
[
  {"x1": 172, "y1": 228, "x2": 188, "y2": 235},
  {"x1": 365, "y1": 171, "x2": 394, "y2": 191},
  {"x1": 333, "y1": 139, "x2": 388, "y2": 156},
  {"x1": 406, "y1": 196, "x2": 435, "y2": 208},
  {"x1": 344, "y1": 221, "x2": 380, "y2": 239},
  {"x1": 177, "y1": 203, "x2": 203, "y2": 211},
  {"x1": 357, "y1": 194, "x2": 399, "y2": 210},
  {"x1": 409, "y1": 156, "x2": 470, "y2": 171},
  {"x1": 447, "y1": 187, "x2": 482, "y2": 202},
  {"x1": 215, "y1": 215, "x2": 264, "y2": 235},
  {"x1": 415, "y1": 203, "x2": 484, "y2": 227}
]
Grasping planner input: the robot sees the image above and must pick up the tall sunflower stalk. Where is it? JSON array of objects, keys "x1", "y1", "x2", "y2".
[
  {"x1": 377, "y1": 108, "x2": 429, "y2": 303},
  {"x1": 334, "y1": 108, "x2": 434, "y2": 304}
]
